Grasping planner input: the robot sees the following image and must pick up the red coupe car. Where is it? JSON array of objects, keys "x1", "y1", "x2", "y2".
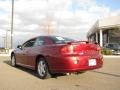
[{"x1": 11, "y1": 36, "x2": 103, "y2": 79}]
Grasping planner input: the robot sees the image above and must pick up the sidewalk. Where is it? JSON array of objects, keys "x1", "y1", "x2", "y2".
[
  {"x1": 0, "y1": 54, "x2": 10, "y2": 57},
  {"x1": 103, "y1": 55, "x2": 120, "y2": 58},
  {"x1": 0, "y1": 49, "x2": 13, "y2": 57}
]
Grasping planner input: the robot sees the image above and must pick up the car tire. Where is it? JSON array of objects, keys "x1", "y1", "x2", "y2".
[
  {"x1": 77, "y1": 71, "x2": 86, "y2": 74},
  {"x1": 37, "y1": 57, "x2": 51, "y2": 79},
  {"x1": 11, "y1": 54, "x2": 16, "y2": 67}
]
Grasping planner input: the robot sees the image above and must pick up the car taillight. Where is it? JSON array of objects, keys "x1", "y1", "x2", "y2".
[{"x1": 61, "y1": 45, "x2": 74, "y2": 53}]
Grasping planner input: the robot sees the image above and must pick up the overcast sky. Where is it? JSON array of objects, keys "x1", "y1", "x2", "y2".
[{"x1": 0, "y1": 0, "x2": 120, "y2": 47}]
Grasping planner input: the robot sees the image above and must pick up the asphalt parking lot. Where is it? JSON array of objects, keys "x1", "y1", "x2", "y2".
[{"x1": 0, "y1": 56, "x2": 120, "y2": 90}]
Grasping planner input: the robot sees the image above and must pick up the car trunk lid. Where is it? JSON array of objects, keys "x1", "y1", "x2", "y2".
[{"x1": 61, "y1": 41, "x2": 101, "y2": 56}]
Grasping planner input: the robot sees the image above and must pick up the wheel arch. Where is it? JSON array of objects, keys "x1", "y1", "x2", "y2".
[
  {"x1": 35, "y1": 55, "x2": 49, "y2": 70},
  {"x1": 11, "y1": 52, "x2": 15, "y2": 59}
]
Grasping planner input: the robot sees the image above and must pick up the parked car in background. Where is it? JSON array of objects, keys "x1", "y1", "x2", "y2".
[
  {"x1": 104, "y1": 43, "x2": 120, "y2": 55},
  {"x1": 11, "y1": 36, "x2": 103, "y2": 79}
]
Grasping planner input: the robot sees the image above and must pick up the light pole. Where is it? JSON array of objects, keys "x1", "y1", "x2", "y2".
[
  {"x1": 6, "y1": 30, "x2": 10, "y2": 49},
  {"x1": 11, "y1": 0, "x2": 14, "y2": 49}
]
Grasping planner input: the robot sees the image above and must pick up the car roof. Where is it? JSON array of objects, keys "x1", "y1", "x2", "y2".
[{"x1": 25, "y1": 35, "x2": 66, "y2": 42}]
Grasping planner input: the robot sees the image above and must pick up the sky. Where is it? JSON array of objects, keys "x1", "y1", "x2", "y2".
[{"x1": 0, "y1": 0, "x2": 120, "y2": 47}]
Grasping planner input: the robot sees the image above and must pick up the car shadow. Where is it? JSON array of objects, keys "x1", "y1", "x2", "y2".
[
  {"x1": 4, "y1": 60, "x2": 39, "y2": 77},
  {"x1": 3, "y1": 60, "x2": 66, "y2": 79},
  {"x1": 91, "y1": 70, "x2": 120, "y2": 77}
]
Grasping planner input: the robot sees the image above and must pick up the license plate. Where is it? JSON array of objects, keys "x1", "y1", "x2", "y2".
[{"x1": 88, "y1": 59, "x2": 96, "y2": 66}]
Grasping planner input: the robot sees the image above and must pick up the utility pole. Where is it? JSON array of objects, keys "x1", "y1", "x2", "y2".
[
  {"x1": 45, "y1": 0, "x2": 54, "y2": 35},
  {"x1": 47, "y1": 16, "x2": 52, "y2": 35},
  {"x1": 6, "y1": 31, "x2": 7, "y2": 48},
  {"x1": 2, "y1": 37, "x2": 6, "y2": 48},
  {"x1": 6, "y1": 30, "x2": 10, "y2": 49},
  {"x1": 11, "y1": 0, "x2": 14, "y2": 49}
]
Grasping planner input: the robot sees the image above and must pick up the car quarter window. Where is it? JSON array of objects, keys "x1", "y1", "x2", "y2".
[
  {"x1": 34, "y1": 37, "x2": 45, "y2": 46},
  {"x1": 23, "y1": 38, "x2": 36, "y2": 47}
]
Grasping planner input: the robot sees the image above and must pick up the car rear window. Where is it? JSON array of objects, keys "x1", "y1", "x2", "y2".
[{"x1": 50, "y1": 36, "x2": 74, "y2": 44}]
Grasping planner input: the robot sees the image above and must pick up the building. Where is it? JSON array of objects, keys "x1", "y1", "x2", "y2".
[{"x1": 87, "y1": 15, "x2": 120, "y2": 47}]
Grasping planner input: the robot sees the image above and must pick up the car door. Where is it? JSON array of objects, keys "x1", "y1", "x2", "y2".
[
  {"x1": 15, "y1": 40, "x2": 33, "y2": 65},
  {"x1": 15, "y1": 47, "x2": 26, "y2": 65},
  {"x1": 26, "y1": 37, "x2": 45, "y2": 68},
  {"x1": 21, "y1": 38, "x2": 37, "y2": 67},
  {"x1": 16, "y1": 38, "x2": 36, "y2": 67}
]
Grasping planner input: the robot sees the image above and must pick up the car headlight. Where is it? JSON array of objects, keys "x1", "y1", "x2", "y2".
[{"x1": 111, "y1": 50, "x2": 115, "y2": 52}]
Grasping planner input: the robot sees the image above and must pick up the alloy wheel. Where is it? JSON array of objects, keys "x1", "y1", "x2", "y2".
[{"x1": 37, "y1": 58, "x2": 51, "y2": 79}]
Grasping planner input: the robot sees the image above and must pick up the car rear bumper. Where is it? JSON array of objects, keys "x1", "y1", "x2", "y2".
[{"x1": 50, "y1": 55, "x2": 103, "y2": 73}]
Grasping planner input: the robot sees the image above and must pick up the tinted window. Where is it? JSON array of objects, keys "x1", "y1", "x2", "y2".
[
  {"x1": 109, "y1": 44, "x2": 119, "y2": 48},
  {"x1": 108, "y1": 44, "x2": 113, "y2": 48},
  {"x1": 34, "y1": 37, "x2": 45, "y2": 46},
  {"x1": 23, "y1": 38, "x2": 36, "y2": 47},
  {"x1": 50, "y1": 36, "x2": 74, "y2": 44}
]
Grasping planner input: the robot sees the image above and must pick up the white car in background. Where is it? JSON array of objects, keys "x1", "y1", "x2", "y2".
[{"x1": 104, "y1": 43, "x2": 120, "y2": 55}]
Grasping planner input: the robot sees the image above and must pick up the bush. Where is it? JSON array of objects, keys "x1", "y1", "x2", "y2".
[{"x1": 101, "y1": 49, "x2": 113, "y2": 55}]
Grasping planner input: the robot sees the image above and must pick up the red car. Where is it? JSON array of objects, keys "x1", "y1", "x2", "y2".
[{"x1": 11, "y1": 36, "x2": 103, "y2": 79}]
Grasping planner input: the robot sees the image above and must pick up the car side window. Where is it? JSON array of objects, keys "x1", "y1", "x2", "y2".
[
  {"x1": 109, "y1": 44, "x2": 113, "y2": 48},
  {"x1": 34, "y1": 37, "x2": 45, "y2": 46},
  {"x1": 23, "y1": 38, "x2": 36, "y2": 47}
]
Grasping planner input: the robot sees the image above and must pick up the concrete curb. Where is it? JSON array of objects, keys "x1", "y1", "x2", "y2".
[
  {"x1": 103, "y1": 55, "x2": 120, "y2": 58},
  {"x1": 0, "y1": 54, "x2": 10, "y2": 57},
  {"x1": 0, "y1": 49, "x2": 14, "y2": 57}
]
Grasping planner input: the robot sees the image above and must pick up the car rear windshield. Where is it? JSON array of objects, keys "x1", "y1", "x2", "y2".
[{"x1": 50, "y1": 36, "x2": 74, "y2": 44}]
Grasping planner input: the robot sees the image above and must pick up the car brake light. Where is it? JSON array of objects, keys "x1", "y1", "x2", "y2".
[{"x1": 61, "y1": 45, "x2": 74, "y2": 53}]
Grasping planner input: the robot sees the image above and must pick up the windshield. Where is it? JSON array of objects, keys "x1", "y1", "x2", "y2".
[
  {"x1": 50, "y1": 36, "x2": 74, "y2": 44},
  {"x1": 109, "y1": 44, "x2": 119, "y2": 48}
]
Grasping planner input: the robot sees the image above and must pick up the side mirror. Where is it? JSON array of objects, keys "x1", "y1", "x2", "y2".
[{"x1": 17, "y1": 45, "x2": 22, "y2": 49}]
